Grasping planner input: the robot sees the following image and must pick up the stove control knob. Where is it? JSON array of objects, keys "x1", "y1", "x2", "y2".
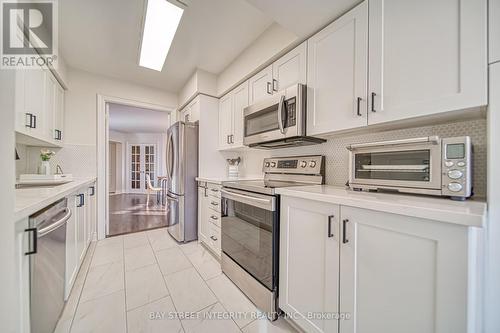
[
  {"x1": 448, "y1": 169, "x2": 463, "y2": 179},
  {"x1": 264, "y1": 162, "x2": 270, "y2": 167},
  {"x1": 300, "y1": 161, "x2": 307, "y2": 168},
  {"x1": 309, "y1": 161, "x2": 317, "y2": 168},
  {"x1": 448, "y1": 182, "x2": 463, "y2": 192},
  {"x1": 270, "y1": 162, "x2": 276, "y2": 168}
]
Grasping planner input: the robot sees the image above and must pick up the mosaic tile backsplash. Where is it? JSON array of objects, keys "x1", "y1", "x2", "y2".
[{"x1": 268, "y1": 118, "x2": 487, "y2": 198}]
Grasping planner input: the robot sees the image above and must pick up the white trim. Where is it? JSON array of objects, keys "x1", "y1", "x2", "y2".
[{"x1": 96, "y1": 94, "x2": 174, "y2": 240}]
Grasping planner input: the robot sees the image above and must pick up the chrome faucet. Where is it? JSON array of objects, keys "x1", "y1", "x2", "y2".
[{"x1": 56, "y1": 164, "x2": 64, "y2": 175}]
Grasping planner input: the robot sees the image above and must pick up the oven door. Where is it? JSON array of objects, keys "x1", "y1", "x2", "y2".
[
  {"x1": 220, "y1": 188, "x2": 277, "y2": 291},
  {"x1": 349, "y1": 140, "x2": 442, "y2": 190},
  {"x1": 243, "y1": 84, "x2": 305, "y2": 146}
]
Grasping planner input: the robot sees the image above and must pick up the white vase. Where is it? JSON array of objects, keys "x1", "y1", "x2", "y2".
[{"x1": 39, "y1": 161, "x2": 51, "y2": 175}]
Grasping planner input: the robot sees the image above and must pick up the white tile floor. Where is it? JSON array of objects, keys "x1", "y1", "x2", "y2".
[{"x1": 55, "y1": 227, "x2": 297, "y2": 333}]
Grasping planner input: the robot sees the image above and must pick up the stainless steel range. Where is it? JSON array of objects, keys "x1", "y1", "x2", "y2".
[{"x1": 220, "y1": 155, "x2": 324, "y2": 319}]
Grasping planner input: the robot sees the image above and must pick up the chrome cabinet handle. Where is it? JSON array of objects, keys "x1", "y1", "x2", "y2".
[
  {"x1": 210, "y1": 188, "x2": 219, "y2": 192},
  {"x1": 211, "y1": 215, "x2": 219, "y2": 220},
  {"x1": 356, "y1": 97, "x2": 362, "y2": 117},
  {"x1": 328, "y1": 215, "x2": 335, "y2": 238},
  {"x1": 266, "y1": 82, "x2": 272, "y2": 95},
  {"x1": 272, "y1": 79, "x2": 278, "y2": 92},
  {"x1": 211, "y1": 201, "x2": 219, "y2": 206},
  {"x1": 210, "y1": 236, "x2": 218, "y2": 241},
  {"x1": 89, "y1": 186, "x2": 95, "y2": 196},
  {"x1": 342, "y1": 219, "x2": 349, "y2": 244},
  {"x1": 371, "y1": 92, "x2": 376, "y2": 112}
]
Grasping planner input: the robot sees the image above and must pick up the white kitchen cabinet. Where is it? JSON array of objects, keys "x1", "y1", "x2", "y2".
[
  {"x1": 249, "y1": 65, "x2": 273, "y2": 104},
  {"x1": 280, "y1": 197, "x2": 340, "y2": 333},
  {"x1": 198, "y1": 184, "x2": 211, "y2": 246},
  {"x1": 181, "y1": 97, "x2": 201, "y2": 123},
  {"x1": 218, "y1": 81, "x2": 249, "y2": 150},
  {"x1": 490, "y1": 0, "x2": 500, "y2": 64},
  {"x1": 54, "y1": 83, "x2": 64, "y2": 143},
  {"x1": 272, "y1": 41, "x2": 307, "y2": 92},
  {"x1": 86, "y1": 184, "x2": 96, "y2": 245},
  {"x1": 65, "y1": 193, "x2": 78, "y2": 298},
  {"x1": 23, "y1": 67, "x2": 46, "y2": 138},
  {"x1": 280, "y1": 196, "x2": 481, "y2": 333},
  {"x1": 14, "y1": 218, "x2": 31, "y2": 333},
  {"x1": 367, "y1": 0, "x2": 487, "y2": 125},
  {"x1": 307, "y1": 2, "x2": 368, "y2": 136},
  {"x1": 44, "y1": 72, "x2": 56, "y2": 142},
  {"x1": 75, "y1": 191, "x2": 87, "y2": 263},
  {"x1": 339, "y1": 206, "x2": 476, "y2": 333}
]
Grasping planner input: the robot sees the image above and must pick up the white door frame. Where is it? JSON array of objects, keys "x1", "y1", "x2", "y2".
[
  {"x1": 126, "y1": 142, "x2": 159, "y2": 194},
  {"x1": 97, "y1": 94, "x2": 174, "y2": 240}
]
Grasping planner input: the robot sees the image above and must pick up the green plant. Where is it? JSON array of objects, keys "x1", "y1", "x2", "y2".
[{"x1": 40, "y1": 149, "x2": 55, "y2": 161}]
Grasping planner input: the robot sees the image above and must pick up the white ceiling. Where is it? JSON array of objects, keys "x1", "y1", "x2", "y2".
[
  {"x1": 243, "y1": 0, "x2": 361, "y2": 38},
  {"x1": 108, "y1": 103, "x2": 171, "y2": 133},
  {"x1": 59, "y1": 0, "x2": 274, "y2": 92}
]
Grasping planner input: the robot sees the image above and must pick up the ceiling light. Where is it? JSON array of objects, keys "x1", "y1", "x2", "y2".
[{"x1": 139, "y1": 0, "x2": 184, "y2": 71}]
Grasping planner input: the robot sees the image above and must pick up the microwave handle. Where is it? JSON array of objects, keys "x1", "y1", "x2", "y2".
[{"x1": 277, "y1": 95, "x2": 286, "y2": 134}]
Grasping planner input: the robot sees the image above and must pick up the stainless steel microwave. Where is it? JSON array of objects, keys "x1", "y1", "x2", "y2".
[
  {"x1": 243, "y1": 84, "x2": 325, "y2": 149},
  {"x1": 347, "y1": 136, "x2": 472, "y2": 200}
]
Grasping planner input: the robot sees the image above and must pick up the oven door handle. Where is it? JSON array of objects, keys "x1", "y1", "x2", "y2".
[
  {"x1": 277, "y1": 95, "x2": 286, "y2": 134},
  {"x1": 346, "y1": 136, "x2": 440, "y2": 151},
  {"x1": 221, "y1": 188, "x2": 275, "y2": 211}
]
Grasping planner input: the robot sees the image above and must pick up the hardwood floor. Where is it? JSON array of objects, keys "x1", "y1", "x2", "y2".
[{"x1": 108, "y1": 193, "x2": 168, "y2": 236}]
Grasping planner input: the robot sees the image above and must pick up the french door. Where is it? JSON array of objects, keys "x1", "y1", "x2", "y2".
[{"x1": 128, "y1": 143, "x2": 157, "y2": 193}]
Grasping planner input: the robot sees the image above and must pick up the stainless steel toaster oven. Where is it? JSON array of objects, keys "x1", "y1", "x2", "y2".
[{"x1": 347, "y1": 136, "x2": 472, "y2": 200}]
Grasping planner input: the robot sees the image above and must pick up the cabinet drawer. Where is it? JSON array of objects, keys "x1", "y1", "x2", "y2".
[
  {"x1": 207, "y1": 184, "x2": 221, "y2": 198},
  {"x1": 208, "y1": 212, "x2": 221, "y2": 227},
  {"x1": 208, "y1": 198, "x2": 221, "y2": 213},
  {"x1": 208, "y1": 223, "x2": 221, "y2": 253}
]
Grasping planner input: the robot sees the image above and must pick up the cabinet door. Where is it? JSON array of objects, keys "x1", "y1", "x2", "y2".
[
  {"x1": 188, "y1": 98, "x2": 200, "y2": 123},
  {"x1": 490, "y1": 0, "x2": 500, "y2": 64},
  {"x1": 218, "y1": 93, "x2": 233, "y2": 149},
  {"x1": 198, "y1": 186, "x2": 210, "y2": 245},
  {"x1": 368, "y1": 0, "x2": 487, "y2": 125},
  {"x1": 44, "y1": 73, "x2": 56, "y2": 142},
  {"x1": 272, "y1": 41, "x2": 307, "y2": 92},
  {"x1": 248, "y1": 65, "x2": 273, "y2": 104},
  {"x1": 24, "y1": 67, "x2": 46, "y2": 137},
  {"x1": 54, "y1": 83, "x2": 64, "y2": 143},
  {"x1": 75, "y1": 193, "x2": 86, "y2": 263},
  {"x1": 14, "y1": 218, "x2": 30, "y2": 333},
  {"x1": 15, "y1": 70, "x2": 29, "y2": 134},
  {"x1": 231, "y1": 81, "x2": 249, "y2": 147},
  {"x1": 307, "y1": 1, "x2": 368, "y2": 136},
  {"x1": 66, "y1": 194, "x2": 78, "y2": 298},
  {"x1": 280, "y1": 196, "x2": 340, "y2": 333},
  {"x1": 86, "y1": 185, "x2": 96, "y2": 245},
  {"x1": 339, "y1": 206, "x2": 470, "y2": 333}
]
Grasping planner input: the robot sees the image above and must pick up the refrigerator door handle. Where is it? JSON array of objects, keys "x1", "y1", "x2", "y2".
[{"x1": 166, "y1": 131, "x2": 174, "y2": 181}]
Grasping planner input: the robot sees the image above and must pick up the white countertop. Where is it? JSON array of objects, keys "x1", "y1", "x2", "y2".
[
  {"x1": 276, "y1": 185, "x2": 487, "y2": 228},
  {"x1": 195, "y1": 176, "x2": 262, "y2": 185},
  {"x1": 15, "y1": 177, "x2": 97, "y2": 221}
]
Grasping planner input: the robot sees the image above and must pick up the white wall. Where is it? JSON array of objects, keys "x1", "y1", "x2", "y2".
[
  {"x1": 216, "y1": 23, "x2": 297, "y2": 96},
  {"x1": 0, "y1": 70, "x2": 19, "y2": 332},
  {"x1": 178, "y1": 69, "x2": 217, "y2": 108},
  {"x1": 65, "y1": 68, "x2": 178, "y2": 146}
]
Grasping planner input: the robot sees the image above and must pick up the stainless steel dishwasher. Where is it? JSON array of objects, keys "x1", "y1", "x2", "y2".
[{"x1": 26, "y1": 198, "x2": 71, "y2": 333}]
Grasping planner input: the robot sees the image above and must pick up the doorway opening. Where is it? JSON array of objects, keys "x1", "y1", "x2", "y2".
[{"x1": 106, "y1": 102, "x2": 172, "y2": 237}]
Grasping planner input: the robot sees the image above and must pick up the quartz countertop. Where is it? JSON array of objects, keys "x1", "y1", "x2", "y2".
[
  {"x1": 275, "y1": 185, "x2": 487, "y2": 227},
  {"x1": 195, "y1": 176, "x2": 263, "y2": 185},
  {"x1": 15, "y1": 177, "x2": 97, "y2": 221}
]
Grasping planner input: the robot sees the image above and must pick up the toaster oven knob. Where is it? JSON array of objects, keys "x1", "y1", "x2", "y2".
[
  {"x1": 300, "y1": 161, "x2": 307, "y2": 168},
  {"x1": 448, "y1": 182, "x2": 463, "y2": 192},
  {"x1": 264, "y1": 162, "x2": 270, "y2": 167},
  {"x1": 309, "y1": 161, "x2": 317, "y2": 168},
  {"x1": 270, "y1": 162, "x2": 276, "y2": 168},
  {"x1": 448, "y1": 170, "x2": 463, "y2": 179}
]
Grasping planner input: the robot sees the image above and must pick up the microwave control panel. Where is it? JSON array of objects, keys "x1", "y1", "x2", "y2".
[{"x1": 441, "y1": 137, "x2": 472, "y2": 199}]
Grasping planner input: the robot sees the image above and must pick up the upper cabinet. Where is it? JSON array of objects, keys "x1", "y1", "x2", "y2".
[
  {"x1": 218, "y1": 81, "x2": 249, "y2": 150},
  {"x1": 307, "y1": 0, "x2": 487, "y2": 136},
  {"x1": 367, "y1": 0, "x2": 487, "y2": 125},
  {"x1": 307, "y1": 1, "x2": 368, "y2": 136},
  {"x1": 248, "y1": 41, "x2": 307, "y2": 105},
  {"x1": 490, "y1": 0, "x2": 500, "y2": 64},
  {"x1": 180, "y1": 97, "x2": 200, "y2": 123},
  {"x1": 15, "y1": 66, "x2": 65, "y2": 146}
]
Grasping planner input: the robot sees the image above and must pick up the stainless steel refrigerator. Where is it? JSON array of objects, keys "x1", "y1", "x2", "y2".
[{"x1": 165, "y1": 121, "x2": 199, "y2": 242}]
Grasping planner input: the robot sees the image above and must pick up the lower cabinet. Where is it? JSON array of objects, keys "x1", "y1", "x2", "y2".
[
  {"x1": 86, "y1": 184, "x2": 97, "y2": 245},
  {"x1": 198, "y1": 182, "x2": 222, "y2": 257},
  {"x1": 280, "y1": 196, "x2": 481, "y2": 333},
  {"x1": 14, "y1": 218, "x2": 31, "y2": 333}
]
